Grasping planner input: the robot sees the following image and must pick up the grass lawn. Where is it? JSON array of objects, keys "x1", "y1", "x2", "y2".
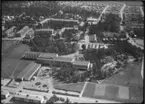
[
  {"x1": 2, "y1": 43, "x2": 30, "y2": 78},
  {"x1": 54, "y1": 82, "x2": 85, "y2": 93}
]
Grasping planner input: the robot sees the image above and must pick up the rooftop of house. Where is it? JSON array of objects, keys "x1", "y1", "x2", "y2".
[
  {"x1": 40, "y1": 18, "x2": 79, "y2": 24},
  {"x1": 87, "y1": 17, "x2": 98, "y2": 21},
  {"x1": 35, "y1": 29, "x2": 54, "y2": 32},
  {"x1": 17, "y1": 26, "x2": 29, "y2": 34}
]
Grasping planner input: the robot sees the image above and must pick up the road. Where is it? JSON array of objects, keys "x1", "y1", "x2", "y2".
[
  {"x1": 2, "y1": 84, "x2": 121, "y2": 103},
  {"x1": 120, "y1": 4, "x2": 126, "y2": 25},
  {"x1": 140, "y1": 6, "x2": 144, "y2": 17},
  {"x1": 141, "y1": 56, "x2": 144, "y2": 79},
  {"x1": 92, "y1": 5, "x2": 110, "y2": 25},
  {"x1": 98, "y1": 5, "x2": 110, "y2": 21},
  {"x1": 79, "y1": 82, "x2": 88, "y2": 97}
]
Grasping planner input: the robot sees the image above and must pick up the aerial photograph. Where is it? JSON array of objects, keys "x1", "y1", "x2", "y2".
[{"x1": 1, "y1": 1, "x2": 144, "y2": 103}]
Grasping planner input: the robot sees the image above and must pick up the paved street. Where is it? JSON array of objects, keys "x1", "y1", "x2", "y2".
[{"x1": 140, "y1": 6, "x2": 144, "y2": 17}]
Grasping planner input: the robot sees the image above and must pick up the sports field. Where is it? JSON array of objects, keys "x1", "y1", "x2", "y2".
[{"x1": 1, "y1": 43, "x2": 31, "y2": 78}]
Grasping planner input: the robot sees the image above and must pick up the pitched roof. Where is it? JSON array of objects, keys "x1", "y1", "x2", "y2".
[{"x1": 5, "y1": 26, "x2": 16, "y2": 34}]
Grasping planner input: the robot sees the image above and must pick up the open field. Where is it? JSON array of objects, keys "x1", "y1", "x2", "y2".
[
  {"x1": 1, "y1": 43, "x2": 30, "y2": 78},
  {"x1": 2, "y1": 40, "x2": 20, "y2": 54},
  {"x1": 101, "y1": 62, "x2": 143, "y2": 87},
  {"x1": 82, "y1": 82, "x2": 143, "y2": 103}
]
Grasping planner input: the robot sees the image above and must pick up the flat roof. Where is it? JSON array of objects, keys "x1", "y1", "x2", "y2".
[
  {"x1": 16, "y1": 62, "x2": 36, "y2": 79},
  {"x1": 40, "y1": 18, "x2": 79, "y2": 24},
  {"x1": 73, "y1": 60, "x2": 90, "y2": 66},
  {"x1": 24, "y1": 64, "x2": 41, "y2": 80},
  {"x1": 35, "y1": 29, "x2": 54, "y2": 32},
  {"x1": 53, "y1": 57, "x2": 73, "y2": 63},
  {"x1": 38, "y1": 53, "x2": 58, "y2": 59},
  {"x1": 37, "y1": 56, "x2": 73, "y2": 63}
]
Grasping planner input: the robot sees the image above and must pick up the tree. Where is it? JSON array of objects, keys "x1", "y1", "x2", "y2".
[{"x1": 64, "y1": 98, "x2": 70, "y2": 104}]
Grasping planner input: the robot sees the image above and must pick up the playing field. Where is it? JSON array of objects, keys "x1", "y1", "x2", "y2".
[{"x1": 1, "y1": 43, "x2": 31, "y2": 78}]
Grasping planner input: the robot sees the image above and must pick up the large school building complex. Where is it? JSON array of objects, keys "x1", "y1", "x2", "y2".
[{"x1": 16, "y1": 51, "x2": 92, "y2": 81}]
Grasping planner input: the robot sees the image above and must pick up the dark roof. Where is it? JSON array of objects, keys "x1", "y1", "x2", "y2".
[{"x1": 24, "y1": 51, "x2": 41, "y2": 56}]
